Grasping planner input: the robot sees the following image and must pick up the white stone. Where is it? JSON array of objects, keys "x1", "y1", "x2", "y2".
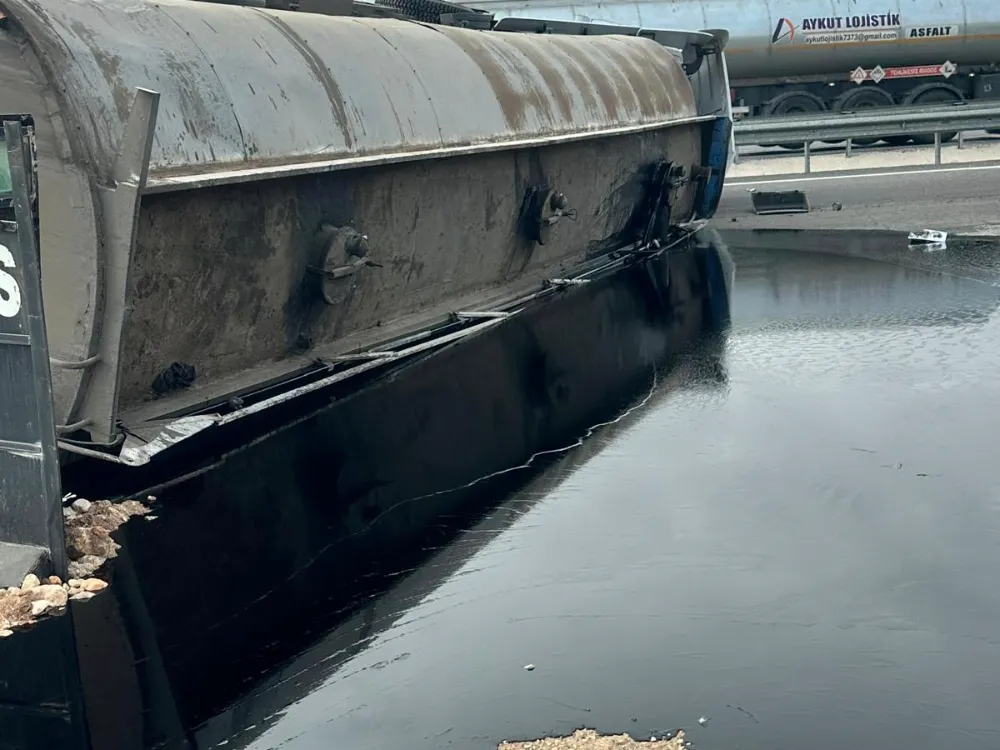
[
  {"x1": 31, "y1": 599, "x2": 54, "y2": 616},
  {"x1": 81, "y1": 578, "x2": 108, "y2": 592},
  {"x1": 71, "y1": 498, "x2": 92, "y2": 513},
  {"x1": 21, "y1": 574, "x2": 40, "y2": 590},
  {"x1": 31, "y1": 585, "x2": 68, "y2": 608},
  {"x1": 0, "y1": 629, "x2": 12, "y2": 638},
  {"x1": 70, "y1": 591, "x2": 95, "y2": 602}
]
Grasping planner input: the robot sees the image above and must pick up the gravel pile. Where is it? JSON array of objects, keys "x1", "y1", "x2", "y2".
[
  {"x1": 0, "y1": 496, "x2": 150, "y2": 636},
  {"x1": 0, "y1": 574, "x2": 108, "y2": 636}
]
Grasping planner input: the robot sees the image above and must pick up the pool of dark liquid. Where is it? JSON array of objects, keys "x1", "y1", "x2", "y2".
[{"x1": 192, "y1": 236, "x2": 1000, "y2": 749}]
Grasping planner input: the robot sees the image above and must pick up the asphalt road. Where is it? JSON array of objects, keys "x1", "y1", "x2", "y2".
[{"x1": 719, "y1": 161, "x2": 1000, "y2": 234}]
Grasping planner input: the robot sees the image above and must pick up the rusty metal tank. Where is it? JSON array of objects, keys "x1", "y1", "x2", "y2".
[
  {"x1": 470, "y1": 0, "x2": 1000, "y2": 81},
  {"x1": 0, "y1": 0, "x2": 729, "y2": 456}
]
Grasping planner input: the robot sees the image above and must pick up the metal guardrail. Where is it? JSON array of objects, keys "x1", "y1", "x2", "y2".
[{"x1": 732, "y1": 101, "x2": 1000, "y2": 172}]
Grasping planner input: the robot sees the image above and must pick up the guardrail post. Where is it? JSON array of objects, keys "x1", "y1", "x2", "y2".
[
  {"x1": 846, "y1": 137, "x2": 853, "y2": 159},
  {"x1": 934, "y1": 131, "x2": 942, "y2": 166},
  {"x1": 804, "y1": 141, "x2": 811, "y2": 174},
  {"x1": 958, "y1": 130, "x2": 965, "y2": 150}
]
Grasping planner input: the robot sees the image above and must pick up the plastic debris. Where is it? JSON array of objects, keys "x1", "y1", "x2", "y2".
[
  {"x1": 907, "y1": 228, "x2": 948, "y2": 244},
  {"x1": 907, "y1": 229, "x2": 948, "y2": 252},
  {"x1": 748, "y1": 188, "x2": 809, "y2": 215}
]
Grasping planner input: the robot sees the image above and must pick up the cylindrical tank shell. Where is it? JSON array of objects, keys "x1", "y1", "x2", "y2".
[
  {"x1": 474, "y1": 0, "x2": 1000, "y2": 81},
  {"x1": 0, "y1": 0, "x2": 703, "y2": 428},
  {"x1": 7, "y1": 0, "x2": 698, "y2": 182}
]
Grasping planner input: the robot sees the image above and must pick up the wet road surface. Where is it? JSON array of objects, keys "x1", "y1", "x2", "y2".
[{"x1": 198, "y1": 237, "x2": 1000, "y2": 750}]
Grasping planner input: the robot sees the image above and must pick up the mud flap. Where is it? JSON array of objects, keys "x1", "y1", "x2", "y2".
[{"x1": 695, "y1": 116, "x2": 732, "y2": 219}]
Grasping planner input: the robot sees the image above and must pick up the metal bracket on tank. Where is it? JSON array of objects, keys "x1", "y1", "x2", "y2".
[
  {"x1": 308, "y1": 223, "x2": 381, "y2": 306},
  {"x1": 72, "y1": 87, "x2": 160, "y2": 446},
  {"x1": 634, "y1": 160, "x2": 689, "y2": 246}
]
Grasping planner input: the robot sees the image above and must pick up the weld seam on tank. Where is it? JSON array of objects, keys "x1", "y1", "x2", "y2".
[{"x1": 144, "y1": 114, "x2": 716, "y2": 194}]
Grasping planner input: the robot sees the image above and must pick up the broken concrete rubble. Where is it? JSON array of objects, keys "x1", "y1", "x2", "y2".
[
  {"x1": 0, "y1": 497, "x2": 149, "y2": 634},
  {"x1": 64, "y1": 499, "x2": 150, "y2": 579}
]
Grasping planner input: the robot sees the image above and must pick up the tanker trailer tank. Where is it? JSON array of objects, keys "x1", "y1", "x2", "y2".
[
  {"x1": 465, "y1": 0, "x2": 1000, "y2": 145},
  {"x1": 0, "y1": 0, "x2": 731, "y2": 467}
]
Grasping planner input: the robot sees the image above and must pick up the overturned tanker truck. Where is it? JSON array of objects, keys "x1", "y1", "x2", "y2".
[
  {"x1": 0, "y1": 0, "x2": 733, "y2": 742},
  {"x1": 0, "y1": 0, "x2": 732, "y2": 491},
  {"x1": 4, "y1": 0, "x2": 731, "y2": 453}
]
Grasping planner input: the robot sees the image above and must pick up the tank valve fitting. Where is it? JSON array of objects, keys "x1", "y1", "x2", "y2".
[{"x1": 524, "y1": 187, "x2": 578, "y2": 245}]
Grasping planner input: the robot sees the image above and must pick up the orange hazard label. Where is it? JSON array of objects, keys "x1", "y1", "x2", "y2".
[{"x1": 883, "y1": 65, "x2": 945, "y2": 78}]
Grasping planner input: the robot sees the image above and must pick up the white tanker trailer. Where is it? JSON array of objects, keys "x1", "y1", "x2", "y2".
[
  {"x1": 0, "y1": 0, "x2": 731, "y2": 464},
  {"x1": 457, "y1": 0, "x2": 1000, "y2": 145}
]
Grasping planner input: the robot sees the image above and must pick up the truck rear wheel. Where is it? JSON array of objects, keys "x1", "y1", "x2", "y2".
[
  {"x1": 832, "y1": 86, "x2": 893, "y2": 146},
  {"x1": 903, "y1": 83, "x2": 964, "y2": 145},
  {"x1": 761, "y1": 90, "x2": 827, "y2": 150}
]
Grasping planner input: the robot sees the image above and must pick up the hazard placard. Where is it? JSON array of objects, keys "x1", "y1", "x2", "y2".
[{"x1": 848, "y1": 61, "x2": 958, "y2": 83}]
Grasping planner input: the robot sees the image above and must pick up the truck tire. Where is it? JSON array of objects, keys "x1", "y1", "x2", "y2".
[
  {"x1": 832, "y1": 86, "x2": 894, "y2": 146},
  {"x1": 902, "y1": 82, "x2": 964, "y2": 145},
  {"x1": 761, "y1": 90, "x2": 827, "y2": 150},
  {"x1": 374, "y1": 0, "x2": 478, "y2": 22}
]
